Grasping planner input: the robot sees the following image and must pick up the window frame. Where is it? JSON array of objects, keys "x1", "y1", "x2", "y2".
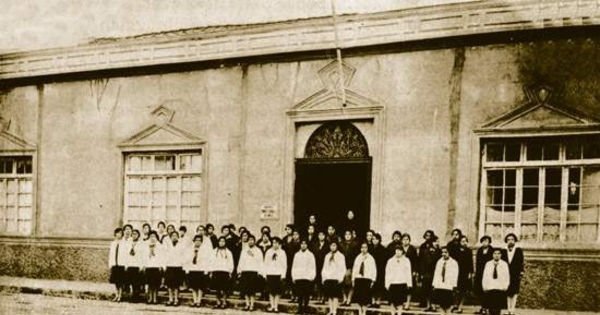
[
  {"x1": 479, "y1": 134, "x2": 600, "y2": 246},
  {"x1": 122, "y1": 149, "x2": 205, "y2": 229},
  {"x1": 0, "y1": 152, "x2": 36, "y2": 236}
]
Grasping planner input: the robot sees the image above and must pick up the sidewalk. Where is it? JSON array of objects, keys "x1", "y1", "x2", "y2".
[{"x1": 0, "y1": 276, "x2": 595, "y2": 315}]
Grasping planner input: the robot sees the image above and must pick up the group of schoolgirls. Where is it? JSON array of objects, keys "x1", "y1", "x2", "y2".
[
  {"x1": 420, "y1": 229, "x2": 525, "y2": 315},
  {"x1": 108, "y1": 218, "x2": 524, "y2": 315}
]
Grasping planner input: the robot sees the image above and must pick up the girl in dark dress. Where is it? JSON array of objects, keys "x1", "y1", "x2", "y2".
[
  {"x1": 502, "y1": 233, "x2": 524, "y2": 315},
  {"x1": 400, "y1": 233, "x2": 419, "y2": 310},
  {"x1": 447, "y1": 228, "x2": 462, "y2": 259},
  {"x1": 311, "y1": 231, "x2": 329, "y2": 303},
  {"x1": 453, "y1": 235, "x2": 474, "y2": 313},
  {"x1": 339, "y1": 230, "x2": 359, "y2": 306},
  {"x1": 370, "y1": 233, "x2": 387, "y2": 308},
  {"x1": 474, "y1": 235, "x2": 494, "y2": 314},
  {"x1": 419, "y1": 232, "x2": 441, "y2": 312}
]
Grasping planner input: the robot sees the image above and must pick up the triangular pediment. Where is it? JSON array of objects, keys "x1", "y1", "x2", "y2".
[
  {"x1": 0, "y1": 131, "x2": 35, "y2": 152},
  {"x1": 288, "y1": 60, "x2": 381, "y2": 114},
  {"x1": 120, "y1": 123, "x2": 204, "y2": 148},
  {"x1": 479, "y1": 101, "x2": 600, "y2": 133},
  {"x1": 289, "y1": 89, "x2": 380, "y2": 113}
]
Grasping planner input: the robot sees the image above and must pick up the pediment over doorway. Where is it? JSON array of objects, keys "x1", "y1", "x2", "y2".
[
  {"x1": 477, "y1": 87, "x2": 600, "y2": 133},
  {"x1": 288, "y1": 60, "x2": 381, "y2": 114}
]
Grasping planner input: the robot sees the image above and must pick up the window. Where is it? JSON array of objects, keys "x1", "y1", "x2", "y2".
[
  {"x1": 481, "y1": 135, "x2": 600, "y2": 244},
  {"x1": 0, "y1": 156, "x2": 33, "y2": 235},
  {"x1": 124, "y1": 151, "x2": 202, "y2": 228}
]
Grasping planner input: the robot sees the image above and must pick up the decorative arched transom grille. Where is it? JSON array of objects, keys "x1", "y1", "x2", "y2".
[{"x1": 304, "y1": 121, "x2": 369, "y2": 158}]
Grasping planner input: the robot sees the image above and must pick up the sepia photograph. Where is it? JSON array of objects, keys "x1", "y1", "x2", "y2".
[{"x1": 0, "y1": 1, "x2": 599, "y2": 314}]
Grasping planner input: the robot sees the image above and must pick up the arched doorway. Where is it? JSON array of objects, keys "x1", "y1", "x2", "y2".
[{"x1": 294, "y1": 121, "x2": 372, "y2": 237}]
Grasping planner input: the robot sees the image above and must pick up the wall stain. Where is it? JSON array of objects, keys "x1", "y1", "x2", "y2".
[
  {"x1": 517, "y1": 37, "x2": 600, "y2": 117},
  {"x1": 446, "y1": 47, "x2": 465, "y2": 236}
]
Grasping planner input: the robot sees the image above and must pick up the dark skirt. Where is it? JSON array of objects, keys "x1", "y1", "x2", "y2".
[
  {"x1": 145, "y1": 267, "x2": 162, "y2": 288},
  {"x1": 211, "y1": 271, "x2": 231, "y2": 293},
  {"x1": 388, "y1": 283, "x2": 408, "y2": 306},
  {"x1": 484, "y1": 290, "x2": 507, "y2": 310},
  {"x1": 353, "y1": 278, "x2": 373, "y2": 306},
  {"x1": 126, "y1": 267, "x2": 142, "y2": 286},
  {"x1": 323, "y1": 280, "x2": 342, "y2": 299},
  {"x1": 240, "y1": 271, "x2": 259, "y2": 296},
  {"x1": 457, "y1": 274, "x2": 472, "y2": 292},
  {"x1": 295, "y1": 279, "x2": 313, "y2": 298},
  {"x1": 164, "y1": 267, "x2": 184, "y2": 288},
  {"x1": 188, "y1": 271, "x2": 208, "y2": 291},
  {"x1": 266, "y1": 275, "x2": 283, "y2": 295},
  {"x1": 507, "y1": 276, "x2": 521, "y2": 295},
  {"x1": 433, "y1": 289, "x2": 454, "y2": 309},
  {"x1": 109, "y1": 266, "x2": 126, "y2": 285}
]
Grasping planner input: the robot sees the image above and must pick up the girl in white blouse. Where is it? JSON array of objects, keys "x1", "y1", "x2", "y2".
[
  {"x1": 184, "y1": 234, "x2": 212, "y2": 307},
  {"x1": 321, "y1": 242, "x2": 346, "y2": 315},
  {"x1": 432, "y1": 246, "x2": 459, "y2": 314},
  {"x1": 164, "y1": 231, "x2": 186, "y2": 306},
  {"x1": 385, "y1": 245, "x2": 413, "y2": 315},
  {"x1": 292, "y1": 239, "x2": 316, "y2": 314},
  {"x1": 211, "y1": 236, "x2": 234, "y2": 309},
  {"x1": 482, "y1": 248, "x2": 510, "y2": 315},
  {"x1": 125, "y1": 229, "x2": 146, "y2": 302},
  {"x1": 108, "y1": 227, "x2": 125, "y2": 302},
  {"x1": 143, "y1": 231, "x2": 164, "y2": 305},
  {"x1": 238, "y1": 234, "x2": 264, "y2": 311},
  {"x1": 352, "y1": 242, "x2": 377, "y2": 315},
  {"x1": 263, "y1": 237, "x2": 287, "y2": 312}
]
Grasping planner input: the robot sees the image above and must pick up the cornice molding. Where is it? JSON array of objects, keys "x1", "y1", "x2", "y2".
[{"x1": 2, "y1": 0, "x2": 600, "y2": 80}]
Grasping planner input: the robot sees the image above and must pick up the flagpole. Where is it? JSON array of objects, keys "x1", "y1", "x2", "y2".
[{"x1": 330, "y1": 0, "x2": 347, "y2": 107}]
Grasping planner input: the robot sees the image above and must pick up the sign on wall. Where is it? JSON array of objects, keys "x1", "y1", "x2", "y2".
[{"x1": 260, "y1": 203, "x2": 278, "y2": 220}]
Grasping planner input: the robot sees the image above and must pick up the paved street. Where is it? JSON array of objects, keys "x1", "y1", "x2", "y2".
[{"x1": 0, "y1": 292, "x2": 269, "y2": 315}]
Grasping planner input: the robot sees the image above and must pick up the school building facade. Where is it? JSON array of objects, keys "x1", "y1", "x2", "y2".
[{"x1": 0, "y1": 0, "x2": 599, "y2": 311}]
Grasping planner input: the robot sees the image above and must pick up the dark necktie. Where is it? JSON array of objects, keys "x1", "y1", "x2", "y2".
[
  {"x1": 330, "y1": 253, "x2": 335, "y2": 263},
  {"x1": 442, "y1": 260, "x2": 447, "y2": 282},
  {"x1": 193, "y1": 249, "x2": 198, "y2": 265},
  {"x1": 272, "y1": 252, "x2": 277, "y2": 261},
  {"x1": 115, "y1": 242, "x2": 120, "y2": 266},
  {"x1": 493, "y1": 263, "x2": 498, "y2": 279},
  {"x1": 130, "y1": 243, "x2": 136, "y2": 256},
  {"x1": 149, "y1": 245, "x2": 155, "y2": 258},
  {"x1": 359, "y1": 259, "x2": 365, "y2": 276}
]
